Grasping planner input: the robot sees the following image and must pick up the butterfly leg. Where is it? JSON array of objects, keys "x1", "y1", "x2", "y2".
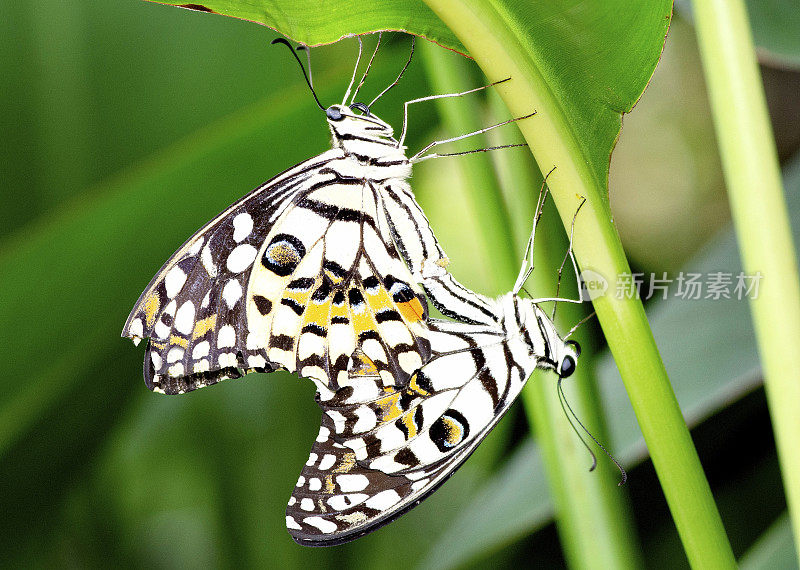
[
  {"x1": 526, "y1": 196, "x2": 588, "y2": 308},
  {"x1": 398, "y1": 77, "x2": 511, "y2": 146},
  {"x1": 513, "y1": 167, "x2": 556, "y2": 295},
  {"x1": 410, "y1": 112, "x2": 535, "y2": 162}
]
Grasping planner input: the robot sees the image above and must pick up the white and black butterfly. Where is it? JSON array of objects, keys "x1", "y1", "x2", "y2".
[
  {"x1": 286, "y1": 291, "x2": 581, "y2": 545},
  {"x1": 121, "y1": 37, "x2": 519, "y2": 395}
]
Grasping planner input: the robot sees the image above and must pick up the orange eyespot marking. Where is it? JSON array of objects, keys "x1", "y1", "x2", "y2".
[
  {"x1": 169, "y1": 335, "x2": 189, "y2": 348},
  {"x1": 441, "y1": 416, "x2": 463, "y2": 445},
  {"x1": 397, "y1": 298, "x2": 425, "y2": 322},
  {"x1": 192, "y1": 315, "x2": 217, "y2": 339},
  {"x1": 143, "y1": 294, "x2": 160, "y2": 327}
]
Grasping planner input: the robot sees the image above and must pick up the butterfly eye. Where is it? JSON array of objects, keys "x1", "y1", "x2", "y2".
[
  {"x1": 559, "y1": 355, "x2": 576, "y2": 378},
  {"x1": 565, "y1": 339, "x2": 581, "y2": 357},
  {"x1": 349, "y1": 102, "x2": 371, "y2": 116},
  {"x1": 326, "y1": 106, "x2": 344, "y2": 121}
]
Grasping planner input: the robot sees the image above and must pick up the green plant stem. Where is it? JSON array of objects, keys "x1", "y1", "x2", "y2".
[
  {"x1": 693, "y1": 0, "x2": 800, "y2": 562},
  {"x1": 485, "y1": 90, "x2": 643, "y2": 569},
  {"x1": 417, "y1": 41, "x2": 518, "y2": 295},
  {"x1": 421, "y1": 0, "x2": 736, "y2": 567},
  {"x1": 416, "y1": 41, "x2": 516, "y2": 470}
]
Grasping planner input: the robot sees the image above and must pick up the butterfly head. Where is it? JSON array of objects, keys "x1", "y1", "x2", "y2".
[
  {"x1": 325, "y1": 103, "x2": 407, "y2": 163},
  {"x1": 512, "y1": 296, "x2": 580, "y2": 379}
]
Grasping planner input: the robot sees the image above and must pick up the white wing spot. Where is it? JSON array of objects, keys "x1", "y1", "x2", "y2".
[
  {"x1": 222, "y1": 279, "x2": 242, "y2": 308},
  {"x1": 150, "y1": 352, "x2": 162, "y2": 371},
  {"x1": 128, "y1": 318, "x2": 143, "y2": 339},
  {"x1": 193, "y1": 359, "x2": 210, "y2": 373},
  {"x1": 288, "y1": 496, "x2": 297, "y2": 506},
  {"x1": 217, "y1": 325, "x2": 236, "y2": 348},
  {"x1": 318, "y1": 454, "x2": 336, "y2": 471},
  {"x1": 365, "y1": 489, "x2": 402, "y2": 511},
  {"x1": 164, "y1": 266, "x2": 187, "y2": 298},
  {"x1": 303, "y1": 516, "x2": 337, "y2": 534},
  {"x1": 316, "y1": 426, "x2": 330, "y2": 443},
  {"x1": 226, "y1": 244, "x2": 257, "y2": 273},
  {"x1": 192, "y1": 340, "x2": 210, "y2": 359},
  {"x1": 300, "y1": 498, "x2": 315, "y2": 512},
  {"x1": 285, "y1": 515, "x2": 302, "y2": 530},
  {"x1": 336, "y1": 474, "x2": 369, "y2": 492},
  {"x1": 327, "y1": 494, "x2": 369, "y2": 511},
  {"x1": 188, "y1": 237, "x2": 204, "y2": 256},
  {"x1": 308, "y1": 478, "x2": 322, "y2": 491},
  {"x1": 201, "y1": 243, "x2": 217, "y2": 278},
  {"x1": 167, "y1": 362, "x2": 185, "y2": 377},
  {"x1": 326, "y1": 411, "x2": 346, "y2": 433},
  {"x1": 296, "y1": 476, "x2": 306, "y2": 487},
  {"x1": 218, "y1": 352, "x2": 237, "y2": 368},
  {"x1": 352, "y1": 407, "x2": 377, "y2": 433},
  {"x1": 248, "y1": 354, "x2": 267, "y2": 369},
  {"x1": 232, "y1": 212, "x2": 254, "y2": 242},
  {"x1": 306, "y1": 453, "x2": 318, "y2": 467},
  {"x1": 167, "y1": 347, "x2": 184, "y2": 363},
  {"x1": 175, "y1": 301, "x2": 195, "y2": 335}
]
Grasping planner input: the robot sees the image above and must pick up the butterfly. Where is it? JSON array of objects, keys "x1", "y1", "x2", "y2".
[
  {"x1": 285, "y1": 291, "x2": 581, "y2": 545},
  {"x1": 121, "y1": 37, "x2": 498, "y2": 395}
]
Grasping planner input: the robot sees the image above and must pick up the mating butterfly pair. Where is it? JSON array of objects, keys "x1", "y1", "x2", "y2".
[{"x1": 122, "y1": 36, "x2": 581, "y2": 546}]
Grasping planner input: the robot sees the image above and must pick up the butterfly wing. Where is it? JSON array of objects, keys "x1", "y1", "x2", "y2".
[
  {"x1": 379, "y1": 182, "x2": 499, "y2": 326},
  {"x1": 285, "y1": 315, "x2": 531, "y2": 545},
  {"x1": 123, "y1": 151, "x2": 430, "y2": 394}
]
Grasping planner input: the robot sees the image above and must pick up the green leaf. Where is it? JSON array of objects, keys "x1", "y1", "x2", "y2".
[{"x1": 149, "y1": 0, "x2": 465, "y2": 53}]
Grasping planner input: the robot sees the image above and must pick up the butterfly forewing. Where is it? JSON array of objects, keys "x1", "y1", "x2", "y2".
[{"x1": 124, "y1": 149, "x2": 432, "y2": 393}]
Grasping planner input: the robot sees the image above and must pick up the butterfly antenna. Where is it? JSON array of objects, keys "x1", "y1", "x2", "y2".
[
  {"x1": 342, "y1": 36, "x2": 364, "y2": 105},
  {"x1": 350, "y1": 32, "x2": 381, "y2": 105},
  {"x1": 557, "y1": 378, "x2": 597, "y2": 472},
  {"x1": 272, "y1": 38, "x2": 324, "y2": 111},
  {"x1": 564, "y1": 310, "x2": 596, "y2": 340},
  {"x1": 552, "y1": 196, "x2": 586, "y2": 321},
  {"x1": 369, "y1": 35, "x2": 415, "y2": 107},
  {"x1": 296, "y1": 45, "x2": 313, "y2": 87},
  {"x1": 558, "y1": 378, "x2": 628, "y2": 485}
]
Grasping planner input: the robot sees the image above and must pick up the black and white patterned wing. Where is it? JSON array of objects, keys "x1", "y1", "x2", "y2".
[
  {"x1": 123, "y1": 150, "x2": 432, "y2": 394},
  {"x1": 122, "y1": 151, "x2": 345, "y2": 393},
  {"x1": 285, "y1": 315, "x2": 529, "y2": 545}
]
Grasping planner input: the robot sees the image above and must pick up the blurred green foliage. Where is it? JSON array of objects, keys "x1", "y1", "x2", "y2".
[{"x1": 1, "y1": 1, "x2": 799, "y2": 568}]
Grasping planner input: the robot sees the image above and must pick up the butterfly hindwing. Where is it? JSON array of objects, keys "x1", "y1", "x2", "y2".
[{"x1": 286, "y1": 351, "x2": 476, "y2": 545}]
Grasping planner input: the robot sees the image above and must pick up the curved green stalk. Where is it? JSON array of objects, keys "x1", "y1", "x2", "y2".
[
  {"x1": 693, "y1": 0, "x2": 800, "y2": 562},
  {"x1": 421, "y1": 0, "x2": 736, "y2": 566},
  {"x1": 416, "y1": 41, "x2": 516, "y2": 470},
  {"x1": 417, "y1": 42, "x2": 518, "y2": 295}
]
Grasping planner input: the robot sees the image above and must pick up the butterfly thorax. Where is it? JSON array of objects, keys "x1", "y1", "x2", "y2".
[
  {"x1": 326, "y1": 105, "x2": 411, "y2": 180},
  {"x1": 502, "y1": 294, "x2": 578, "y2": 376}
]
